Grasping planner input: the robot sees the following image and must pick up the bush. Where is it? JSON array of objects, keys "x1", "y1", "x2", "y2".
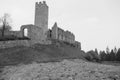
[{"x1": 85, "y1": 50, "x2": 100, "y2": 62}]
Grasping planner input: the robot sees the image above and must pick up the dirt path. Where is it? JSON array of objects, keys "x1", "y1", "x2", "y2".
[{"x1": 0, "y1": 59, "x2": 120, "y2": 80}]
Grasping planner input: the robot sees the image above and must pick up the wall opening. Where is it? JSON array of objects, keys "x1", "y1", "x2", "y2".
[{"x1": 24, "y1": 28, "x2": 28, "y2": 37}]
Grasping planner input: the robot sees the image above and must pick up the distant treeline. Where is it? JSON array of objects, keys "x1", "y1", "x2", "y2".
[{"x1": 84, "y1": 47, "x2": 120, "y2": 62}]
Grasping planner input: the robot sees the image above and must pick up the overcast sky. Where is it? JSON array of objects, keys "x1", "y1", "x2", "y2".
[{"x1": 0, "y1": 0, "x2": 120, "y2": 52}]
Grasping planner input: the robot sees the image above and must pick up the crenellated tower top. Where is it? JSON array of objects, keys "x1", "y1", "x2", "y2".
[{"x1": 35, "y1": 1, "x2": 48, "y2": 8}]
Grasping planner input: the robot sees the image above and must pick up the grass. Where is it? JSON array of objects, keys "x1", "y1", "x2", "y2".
[{"x1": 101, "y1": 61, "x2": 120, "y2": 66}]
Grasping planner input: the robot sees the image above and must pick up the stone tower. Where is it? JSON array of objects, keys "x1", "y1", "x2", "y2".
[{"x1": 34, "y1": 1, "x2": 48, "y2": 35}]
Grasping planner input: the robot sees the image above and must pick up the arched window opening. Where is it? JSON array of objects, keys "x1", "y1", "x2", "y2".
[{"x1": 24, "y1": 28, "x2": 28, "y2": 37}]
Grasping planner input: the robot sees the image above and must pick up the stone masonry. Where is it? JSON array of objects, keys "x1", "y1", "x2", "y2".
[
  {"x1": 20, "y1": 24, "x2": 46, "y2": 45},
  {"x1": 34, "y1": 1, "x2": 48, "y2": 37},
  {"x1": 0, "y1": 1, "x2": 81, "y2": 49},
  {"x1": 51, "y1": 22, "x2": 75, "y2": 44}
]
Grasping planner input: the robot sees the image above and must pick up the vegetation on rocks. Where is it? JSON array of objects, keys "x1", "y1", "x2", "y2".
[{"x1": 0, "y1": 59, "x2": 120, "y2": 80}]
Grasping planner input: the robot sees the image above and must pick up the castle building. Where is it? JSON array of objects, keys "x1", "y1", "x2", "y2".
[
  {"x1": 50, "y1": 22, "x2": 75, "y2": 44},
  {"x1": 34, "y1": 1, "x2": 76, "y2": 44},
  {"x1": 34, "y1": 1, "x2": 48, "y2": 36},
  {"x1": 0, "y1": 1, "x2": 81, "y2": 49}
]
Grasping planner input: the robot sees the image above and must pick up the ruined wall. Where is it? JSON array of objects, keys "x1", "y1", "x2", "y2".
[
  {"x1": 75, "y1": 41, "x2": 81, "y2": 49},
  {"x1": 0, "y1": 30, "x2": 21, "y2": 37},
  {"x1": 51, "y1": 22, "x2": 75, "y2": 44},
  {"x1": 65, "y1": 31, "x2": 75, "y2": 44},
  {"x1": 51, "y1": 23, "x2": 58, "y2": 39},
  {"x1": 7, "y1": 31, "x2": 21, "y2": 37},
  {"x1": 0, "y1": 40, "x2": 30, "y2": 49},
  {"x1": 21, "y1": 24, "x2": 51, "y2": 45},
  {"x1": 57, "y1": 28, "x2": 65, "y2": 40}
]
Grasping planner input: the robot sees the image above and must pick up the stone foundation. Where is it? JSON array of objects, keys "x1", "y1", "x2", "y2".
[
  {"x1": 0, "y1": 40, "x2": 30, "y2": 49},
  {"x1": 0, "y1": 39, "x2": 52, "y2": 49}
]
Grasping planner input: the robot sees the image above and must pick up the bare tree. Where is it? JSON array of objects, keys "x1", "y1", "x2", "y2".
[
  {"x1": 0, "y1": 13, "x2": 12, "y2": 37},
  {"x1": 106, "y1": 46, "x2": 110, "y2": 54}
]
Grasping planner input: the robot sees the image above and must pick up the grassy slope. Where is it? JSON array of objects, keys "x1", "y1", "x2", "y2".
[
  {"x1": 101, "y1": 61, "x2": 120, "y2": 66},
  {"x1": 0, "y1": 40, "x2": 85, "y2": 66}
]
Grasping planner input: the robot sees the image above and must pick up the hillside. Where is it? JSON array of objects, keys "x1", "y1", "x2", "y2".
[
  {"x1": 0, "y1": 40, "x2": 85, "y2": 66},
  {"x1": 1, "y1": 59, "x2": 120, "y2": 80}
]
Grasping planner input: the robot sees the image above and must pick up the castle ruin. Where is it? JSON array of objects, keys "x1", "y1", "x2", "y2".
[
  {"x1": 0, "y1": 1, "x2": 81, "y2": 49},
  {"x1": 34, "y1": 1, "x2": 48, "y2": 36}
]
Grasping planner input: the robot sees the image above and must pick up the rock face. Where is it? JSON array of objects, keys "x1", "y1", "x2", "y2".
[{"x1": 0, "y1": 59, "x2": 120, "y2": 80}]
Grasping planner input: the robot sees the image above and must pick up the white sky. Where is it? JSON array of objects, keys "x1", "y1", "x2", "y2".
[{"x1": 0, "y1": 0, "x2": 120, "y2": 52}]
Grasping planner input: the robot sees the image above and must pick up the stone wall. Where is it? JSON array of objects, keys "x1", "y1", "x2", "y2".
[
  {"x1": 20, "y1": 24, "x2": 49, "y2": 45},
  {"x1": 0, "y1": 24, "x2": 52, "y2": 49},
  {"x1": 51, "y1": 22, "x2": 75, "y2": 44},
  {"x1": 0, "y1": 40, "x2": 30, "y2": 49},
  {"x1": 7, "y1": 31, "x2": 21, "y2": 37},
  {"x1": 0, "y1": 39, "x2": 51, "y2": 49},
  {"x1": 75, "y1": 41, "x2": 81, "y2": 49},
  {"x1": 34, "y1": 1, "x2": 48, "y2": 34},
  {"x1": 65, "y1": 31, "x2": 75, "y2": 43},
  {"x1": 0, "y1": 30, "x2": 21, "y2": 37},
  {"x1": 51, "y1": 23, "x2": 58, "y2": 39}
]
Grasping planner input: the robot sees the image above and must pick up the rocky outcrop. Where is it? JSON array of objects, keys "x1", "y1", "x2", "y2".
[{"x1": 1, "y1": 59, "x2": 120, "y2": 80}]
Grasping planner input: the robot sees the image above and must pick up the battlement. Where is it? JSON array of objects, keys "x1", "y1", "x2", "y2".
[
  {"x1": 0, "y1": 1, "x2": 81, "y2": 50},
  {"x1": 35, "y1": 1, "x2": 47, "y2": 7}
]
